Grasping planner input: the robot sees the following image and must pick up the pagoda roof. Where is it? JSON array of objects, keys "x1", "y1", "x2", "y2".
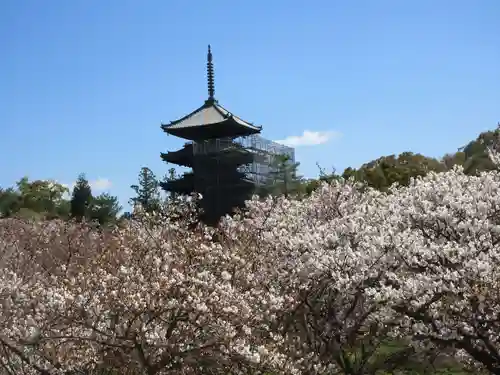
[
  {"x1": 160, "y1": 142, "x2": 193, "y2": 165},
  {"x1": 161, "y1": 46, "x2": 262, "y2": 141},
  {"x1": 161, "y1": 100, "x2": 262, "y2": 141}
]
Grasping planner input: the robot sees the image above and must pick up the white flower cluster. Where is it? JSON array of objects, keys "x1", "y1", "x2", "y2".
[{"x1": 2, "y1": 150, "x2": 500, "y2": 373}]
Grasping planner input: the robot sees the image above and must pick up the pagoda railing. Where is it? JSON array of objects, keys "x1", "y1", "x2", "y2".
[
  {"x1": 190, "y1": 135, "x2": 295, "y2": 186},
  {"x1": 192, "y1": 135, "x2": 294, "y2": 161}
]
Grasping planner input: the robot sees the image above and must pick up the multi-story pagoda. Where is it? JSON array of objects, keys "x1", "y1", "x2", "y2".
[{"x1": 160, "y1": 46, "x2": 294, "y2": 225}]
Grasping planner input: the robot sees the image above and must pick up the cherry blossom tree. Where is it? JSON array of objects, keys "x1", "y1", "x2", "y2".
[
  {"x1": 3, "y1": 144, "x2": 500, "y2": 374},
  {"x1": 376, "y1": 167, "x2": 500, "y2": 374},
  {"x1": 222, "y1": 184, "x2": 431, "y2": 374},
  {"x1": 0, "y1": 201, "x2": 292, "y2": 374},
  {"x1": 232, "y1": 158, "x2": 500, "y2": 373}
]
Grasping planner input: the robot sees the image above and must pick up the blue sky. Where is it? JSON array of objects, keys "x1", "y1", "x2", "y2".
[{"x1": 1, "y1": 0, "x2": 498, "y2": 209}]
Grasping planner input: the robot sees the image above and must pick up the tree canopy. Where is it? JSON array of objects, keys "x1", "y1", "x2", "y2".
[
  {"x1": 340, "y1": 152, "x2": 447, "y2": 191},
  {"x1": 0, "y1": 175, "x2": 121, "y2": 225},
  {"x1": 130, "y1": 167, "x2": 161, "y2": 214}
]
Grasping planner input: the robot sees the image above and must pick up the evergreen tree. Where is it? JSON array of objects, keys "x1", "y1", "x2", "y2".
[
  {"x1": 262, "y1": 154, "x2": 303, "y2": 197},
  {"x1": 0, "y1": 187, "x2": 21, "y2": 218},
  {"x1": 162, "y1": 168, "x2": 179, "y2": 202},
  {"x1": 89, "y1": 193, "x2": 122, "y2": 226},
  {"x1": 130, "y1": 167, "x2": 161, "y2": 213},
  {"x1": 70, "y1": 174, "x2": 92, "y2": 221}
]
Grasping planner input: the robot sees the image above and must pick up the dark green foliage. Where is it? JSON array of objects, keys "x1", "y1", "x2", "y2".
[
  {"x1": 260, "y1": 154, "x2": 304, "y2": 197},
  {"x1": 341, "y1": 153, "x2": 447, "y2": 191},
  {"x1": 442, "y1": 152, "x2": 466, "y2": 170},
  {"x1": 0, "y1": 187, "x2": 22, "y2": 217},
  {"x1": 89, "y1": 193, "x2": 122, "y2": 226},
  {"x1": 300, "y1": 124, "x2": 500, "y2": 196},
  {"x1": 70, "y1": 174, "x2": 93, "y2": 221},
  {"x1": 130, "y1": 167, "x2": 161, "y2": 213},
  {"x1": 2, "y1": 123, "x2": 498, "y2": 228},
  {"x1": 161, "y1": 168, "x2": 179, "y2": 202},
  {"x1": 460, "y1": 127, "x2": 500, "y2": 175},
  {"x1": 1, "y1": 175, "x2": 121, "y2": 224},
  {"x1": 0, "y1": 178, "x2": 70, "y2": 220},
  {"x1": 303, "y1": 167, "x2": 341, "y2": 196},
  {"x1": 17, "y1": 177, "x2": 70, "y2": 217}
]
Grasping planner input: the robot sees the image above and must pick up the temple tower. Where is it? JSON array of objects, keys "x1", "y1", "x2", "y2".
[{"x1": 161, "y1": 46, "x2": 294, "y2": 225}]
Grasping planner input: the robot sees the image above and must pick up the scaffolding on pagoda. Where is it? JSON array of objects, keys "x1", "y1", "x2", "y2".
[{"x1": 160, "y1": 45, "x2": 295, "y2": 224}]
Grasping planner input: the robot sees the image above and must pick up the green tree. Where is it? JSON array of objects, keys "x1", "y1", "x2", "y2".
[
  {"x1": 0, "y1": 187, "x2": 21, "y2": 217},
  {"x1": 162, "y1": 168, "x2": 179, "y2": 202},
  {"x1": 342, "y1": 153, "x2": 446, "y2": 191},
  {"x1": 16, "y1": 177, "x2": 69, "y2": 218},
  {"x1": 342, "y1": 167, "x2": 358, "y2": 181},
  {"x1": 303, "y1": 165, "x2": 341, "y2": 196},
  {"x1": 442, "y1": 151, "x2": 466, "y2": 170},
  {"x1": 70, "y1": 174, "x2": 93, "y2": 221},
  {"x1": 460, "y1": 126, "x2": 500, "y2": 175},
  {"x1": 130, "y1": 167, "x2": 161, "y2": 213},
  {"x1": 89, "y1": 193, "x2": 122, "y2": 226},
  {"x1": 261, "y1": 154, "x2": 303, "y2": 197},
  {"x1": 0, "y1": 178, "x2": 70, "y2": 219}
]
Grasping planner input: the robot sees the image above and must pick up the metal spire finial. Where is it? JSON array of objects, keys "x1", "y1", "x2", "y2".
[{"x1": 207, "y1": 45, "x2": 215, "y2": 100}]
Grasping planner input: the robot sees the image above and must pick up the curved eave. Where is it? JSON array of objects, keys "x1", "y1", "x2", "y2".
[
  {"x1": 166, "y1": 103, "x2": 207, "y2": 127},
  {"x1": 160, "y1": 152, "x2": 193, "y2": 168},
  {"x1": 160, "y1": 174, "x2": 195, "y2": 194},
  {"x1": 161, "y1": 118, "x2": 261, "y2": 141}
]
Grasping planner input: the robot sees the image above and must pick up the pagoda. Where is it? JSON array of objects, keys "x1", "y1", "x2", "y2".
[{"x1": 160, "y1": 45, "x2": 275, "y2": 225}]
